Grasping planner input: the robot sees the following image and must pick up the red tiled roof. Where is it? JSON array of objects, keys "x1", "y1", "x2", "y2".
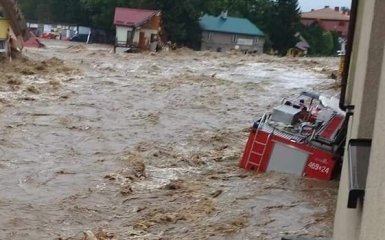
[
  {"x1": 302, "y1": 8, "x2": 350, "y2": 21},
  {"x1": 114, "y1": 8, "x2": 159, "y2": 27}
]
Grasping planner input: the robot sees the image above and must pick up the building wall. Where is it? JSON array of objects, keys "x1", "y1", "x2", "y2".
[
  {"x1": 333, "y1": 0, "x2": 385, "y2": 239},
  {"x1": 319, "y1": 20, "x2": 349, "y2": 37},
  {"x1": 359, "y1": 49, "x2": 385, "y2": 239},
  {"x1": 132, "y1": 28, "x2": 158, "y2": 44},
  {"x1": 201, "y1": 31, "x2": 264, "y2": 53},
  {"x1": 115, "y1": 14, "x2": 161, "y2": 48},
  {"x1": 116, "y1": 26, "x2": 133, "y2": 45},
  {"x1": 301, "y1": 18, "x2": 350, "y2": 37},
  {"x1": 0, "y1": 19, "x2": 9, "y2": 40},
  {"x1": 116, "y1": 26, "x2": 158, "y2": 47}
]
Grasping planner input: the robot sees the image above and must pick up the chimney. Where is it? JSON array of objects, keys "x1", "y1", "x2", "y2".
[
  {"x1": 335, "y1": 6, "x2": 340, "y2": 12},
  {"x1": 325, "y1": 5, "x2": 330, "y2": 8},
  {"x1": 220, "y1": 10, "x2": 228, "y2": 20}
]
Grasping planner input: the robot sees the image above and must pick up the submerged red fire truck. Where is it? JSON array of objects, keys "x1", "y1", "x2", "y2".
[{"x1": 240, "y1": 92, "x2": 347, "y2": 180}]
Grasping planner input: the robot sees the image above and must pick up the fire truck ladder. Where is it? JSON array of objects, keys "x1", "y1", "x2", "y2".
[{"x1": 244, "y1": 113, "x2": 272, "y2": 171}]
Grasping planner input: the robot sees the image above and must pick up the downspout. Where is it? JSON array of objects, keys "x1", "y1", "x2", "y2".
[{"x1": 339, "y1": 0, "x2": 359, "y2": 111}]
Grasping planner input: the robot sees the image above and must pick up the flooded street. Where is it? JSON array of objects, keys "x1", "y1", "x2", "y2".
[{"x1": 0, "y1": 40, "x2": 339, "y2": 240}]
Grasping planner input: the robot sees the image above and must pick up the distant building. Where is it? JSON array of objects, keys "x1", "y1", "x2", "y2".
[
  {"x1": 199, "y1": 12, "x2": 265, "y2": 53},
  {"x1": 113, "y1": 8, "x2": 162, "y2": 51},
  {"x1": 301, "y1": 6, "x2": 350, "y2": 38},
  {"x1": 288, "y1": 33, "x2": 310, "y2": 57}
]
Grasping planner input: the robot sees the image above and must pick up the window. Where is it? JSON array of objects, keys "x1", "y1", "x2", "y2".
[
  {"x1": 232, "y1": 34, "x2": 237, "y2": 43},
  {"x1": 127, "y1": 30, "x2": 133, "y2": 43},
  {"x1": 208, "y1": 32, "x2": 213, "y2": 40}
]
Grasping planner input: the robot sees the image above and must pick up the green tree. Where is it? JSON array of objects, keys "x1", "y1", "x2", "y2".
[
  {"x1": 50, "y1": 0, "x2": 88, "y2": 24},
  {"x1": 79, "y1": 0, "x2": 119, "y2": 29},
  {"x1": 331, "y1": 30, "x2": 340, "y2": 55},
  {"x1": 19, "y1": 0, "x2": 53, "y2": 22},
  {"x1": 300, "y1": 23, "x2": 339, "y2": 56},
  {"x1": 19, "y1": 0, "x2": 88, "y2": 24},
  {"x1": 153, "y1": 0, "x2": 205, "y2": 48},
  {"x1": 17, "y1": 0, "x2": 307, "y2": 51},
  {"x1": 265, "y1": 0, "x2": 301, "y2": 55},
  {"x1": 321, "y1": 31, "x2": 334, "y2": 55}
]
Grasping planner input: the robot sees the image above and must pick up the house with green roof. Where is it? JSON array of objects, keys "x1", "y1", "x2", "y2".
[{"x1": 199, "y1": 12, "x2": 265, "y2": 53}]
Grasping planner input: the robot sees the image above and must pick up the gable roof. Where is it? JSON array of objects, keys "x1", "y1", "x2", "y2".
[
  {"x1": 114, "y1": 8, "x2": 159, "y2": 27},
  {"x1": 302, "y1": 8, "x2": 350, "y2": 21},
  {"x1": 199, "y1": 14, "x2": 264, "y2": 37},
  {"x1": 295, "y1": 37, "x2": 310, "y2": 51}
]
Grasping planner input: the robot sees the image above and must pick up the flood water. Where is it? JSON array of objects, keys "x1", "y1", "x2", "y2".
[{"x1": 0, "y1": 40, "x2": 339, "y2": 239}]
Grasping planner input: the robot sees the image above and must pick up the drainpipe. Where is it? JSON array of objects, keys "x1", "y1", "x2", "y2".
[{"x1": 339, "y1": 0, "x2": 359, "y2": 112}]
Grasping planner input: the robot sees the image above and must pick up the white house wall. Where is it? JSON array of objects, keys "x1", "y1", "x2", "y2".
[
  {"x1": 116, "y1": 26, "x2": 158, "y2": 46},
  {"x1": 116, "y1": 26, "x2": 133, "y2": 43},
  {"x1": 133, "y1": 28, "x2": 158, "y2": 43}
]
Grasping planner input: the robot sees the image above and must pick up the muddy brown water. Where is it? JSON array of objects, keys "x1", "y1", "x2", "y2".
[{"x1": 0, "y1": 40, "x2": 339, "y2": 239}]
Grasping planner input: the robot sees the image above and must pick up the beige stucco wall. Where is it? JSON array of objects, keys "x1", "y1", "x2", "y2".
[
  {"x1": 333, "y1": 0, "x2": 385, "y2": 239},
  {"x1": 359, "y1": 46, "x2": 385, "y2": 239},
  {"x1": 348, "y1": 0, "x2": 375, "y2": 139},
  {"x1": 354, "y1": 0, "x2": 385, "y2": 138}
]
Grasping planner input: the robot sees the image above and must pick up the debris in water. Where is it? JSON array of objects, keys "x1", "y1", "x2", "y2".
[
  {"x1": 26, "y1": 85, "x2": 40, "y2": 94},
  {"x1": 163, "y1": 179, "x2": 184, "y2": 190},
  {"x1": 210, "y1": 189, "x2": 223, "y2": 198}
]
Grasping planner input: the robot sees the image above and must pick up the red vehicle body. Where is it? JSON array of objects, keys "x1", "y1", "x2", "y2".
[{"x1": 240, "y1": 92, "x2": 346, "y2": 180}]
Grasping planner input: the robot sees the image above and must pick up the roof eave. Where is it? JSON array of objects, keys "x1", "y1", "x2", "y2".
[
  {"x1": 114, "y1": 9, "x2": 161, "y2": 27},
  {"x1": 202, "y1": 29, "x2": 264, "y2": 37}
]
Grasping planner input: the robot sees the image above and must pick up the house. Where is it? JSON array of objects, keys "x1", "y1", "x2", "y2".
[
  {"x1": 287, "y1": 33, "x2": 310, "y2": 57},
  {"x1": 295, "y1": 38, "x2": 310, "y2": 54},
  {"x1": 301, "y1": 6, "x2": 350, "y2": 38},
  {"x1": 113, "y1": 7, "x2": 162, "y2": 52},
  {"x1": 199, "y1": 12, "x2": 265, "y2": 53}
]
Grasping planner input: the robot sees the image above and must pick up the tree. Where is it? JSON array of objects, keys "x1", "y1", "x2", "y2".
[
  {"x1": 19, "y1": 0, "x2": 88, "y2": 25},
  {"x1": 331, "y1": 30, "x2": 340, "y2": 55},
  {"x1": 321, "y1": 31, "x2": 334, "y2": 55},
  {"x1": 18, "y1": 0, "x2": 53, "y2": 22},
  {"x1": 50, "y1": 0, "x2": 88, "y2": 25},
  {"x1": 265, "y1": 0, "x2": 301, "y2": 55},
  {"x1": 79, "y1": 0, "x2": 120, "y2": 29},
  {"x1": 17, "y1": 0, "x2": 305, "y2": 51},
  {"x1": 300, "y1": 22, "x2": 323, "y2": 55},
  {"x1": 300, "y1": 22, "x2": 340, "y2": 56},
  {"x1": 153, "y1": 0, "x2": 205, "y2": 48}
]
